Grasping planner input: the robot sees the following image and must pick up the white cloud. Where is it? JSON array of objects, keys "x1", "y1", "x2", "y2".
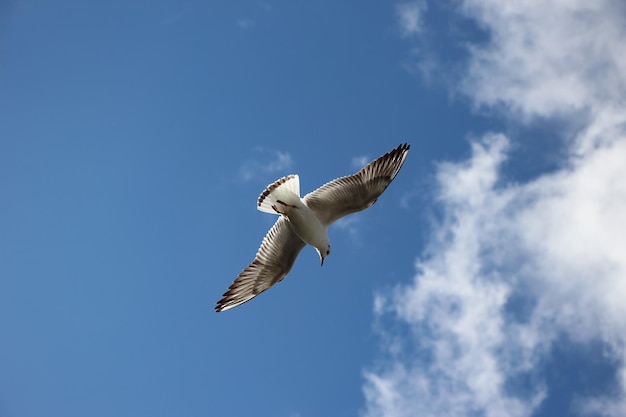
[
  {"x1": 459, "y1": 0, "x2": 626, "y2": 123},
  {"x1": 237, "y1": 17, "x2": 254, "y2": 29},
  {"x1": 334, "y1": 215, "x2": 362, "y2": 245},
  {"x1": 365, "y1": 136, "x2": 548, "y2": 417},
  {"x1": 396, "y1": 1, "x2": 427, "y2": 37},
  {"x1": 238, "y1": 148, "x2": 294, "y2": 182},
  {"x1": 365, "y1": 129, "x2": 626, "y2": 417},
  {"x1": 163, "y1": 9, "x2": 186, "y2": 26},
  {"x1": 352, "y1": 155, "x2": 370, "y2": 170},
  {"x1": 266, "y1": 150, "x2": 293, "y2": 173},
  {"x1": 364, "y1": 1, "x2": 626, "y2": 416}
]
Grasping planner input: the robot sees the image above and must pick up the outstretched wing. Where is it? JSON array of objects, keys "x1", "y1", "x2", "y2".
[
  {"x1": 215, "y1": 216, "x2": 306, "y2": 312},
  {"x1": 303, "y1": 143, "x2": 410, "y2": 225}
]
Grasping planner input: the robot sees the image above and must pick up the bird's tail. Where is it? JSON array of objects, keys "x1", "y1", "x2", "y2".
[{"x1": 257, "y1": 174, "x2": 301, "y2": 214}]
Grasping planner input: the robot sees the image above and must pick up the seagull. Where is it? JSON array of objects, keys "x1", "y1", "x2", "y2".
[{"x1": 215, "y1": 143, "x2": 410, "y2": 312}]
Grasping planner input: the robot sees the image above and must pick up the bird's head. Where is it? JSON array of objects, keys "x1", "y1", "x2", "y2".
[{"x1": 316, "y1": 244, "x2": 331, "y2": 266}]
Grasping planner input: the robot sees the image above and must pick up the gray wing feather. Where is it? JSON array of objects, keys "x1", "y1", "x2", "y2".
[
  {"x1": 303, "y1": 143, "x2": 410, "y2": 225},
  {"x1": 215, "y1": 216, "x2": 306, "y2": 312}
]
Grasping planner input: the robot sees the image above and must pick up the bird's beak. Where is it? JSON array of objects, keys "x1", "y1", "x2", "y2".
[{"x1": 317, "y1": 249, "x2": 326, "y2": 266}]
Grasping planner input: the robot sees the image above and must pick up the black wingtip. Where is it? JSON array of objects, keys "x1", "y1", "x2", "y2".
[
  {"x1": 387, "y1": 143, "x2": 410, "y2": 163},
  {"x1": 384, "y1": 143, "x2": 410, "y2": 159}
]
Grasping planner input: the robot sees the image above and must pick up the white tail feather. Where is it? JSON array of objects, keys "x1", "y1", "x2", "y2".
[{"x1": 257, "y1": 174, "x2": 301, "y2": 214}]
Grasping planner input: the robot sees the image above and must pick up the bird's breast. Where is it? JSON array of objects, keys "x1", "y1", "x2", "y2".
[{"x1": 286, "y1": 203, "x2": 328, "y2": 248}]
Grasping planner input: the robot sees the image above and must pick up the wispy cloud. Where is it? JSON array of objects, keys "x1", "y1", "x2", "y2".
[
  {"x1": 163, "y1": 8, "x2": 186, "y2": 26},
  {"x1": 334, "y1": 215, "x2": 363, "y2": 245},
  {"x1": 352, "y1": 155, "x2": 370, "y2": 170},
  {"x1": 236, "y1": 2, "x2": 273, "y2": 30},
  {"x1": 236, "y1": 17, "x2": 254, "y2": 29},
  {"x1": 459, "y1": 0, "x2": 626, "y2": 126},
  {"x1": 238, "y1": 148, "x2": 294, "y2": 182},
  {"x1": 364, "y1": 1, "x2": 626, "y2": 416},
  {"x1": 396, "y1": 1, "x2": 427, "y2": 37},
  {"x1": 366, "y1": 136, "x2": 548, "y2": 417}
]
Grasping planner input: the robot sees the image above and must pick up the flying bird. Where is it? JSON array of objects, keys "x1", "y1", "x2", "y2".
[{"x1": 215, "y1": 143, "x2": 410, "y2": 312}]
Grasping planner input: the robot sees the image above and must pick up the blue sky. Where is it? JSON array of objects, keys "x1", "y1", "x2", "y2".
[{"x1": 1, "y1": 1, "x2": 625, "y2": 417}]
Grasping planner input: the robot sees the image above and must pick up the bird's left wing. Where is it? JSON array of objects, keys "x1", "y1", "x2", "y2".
[
  {"x1": 215, "y1": 216, "x2": 306, "y2": 312},
  {"x1": 303, "y1": 143, "x2": 409, "y2": 225}
]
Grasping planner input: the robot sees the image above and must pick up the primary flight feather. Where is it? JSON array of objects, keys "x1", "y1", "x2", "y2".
[{"x1": 215, "y1": 143, "x2": 410, "y2": 312}]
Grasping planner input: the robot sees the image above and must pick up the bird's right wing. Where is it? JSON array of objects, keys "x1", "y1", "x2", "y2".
[
  {"x1": 303, "y1": 143, "x2": 410, "y2": 225},
  {"x1": 215, "y1": 216, "x2": 306, "y2": 312}
]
